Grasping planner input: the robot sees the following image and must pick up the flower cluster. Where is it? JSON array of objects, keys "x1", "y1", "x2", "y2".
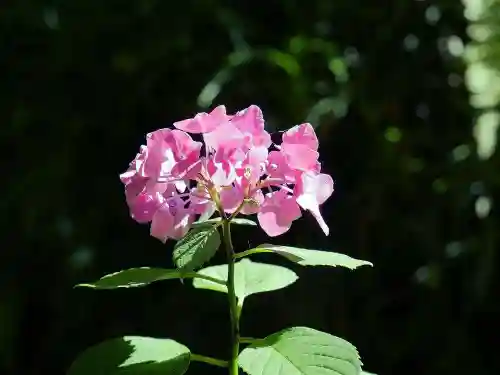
[{"x1": 119, "y1": 105, "x2": 334, "y2": 242}]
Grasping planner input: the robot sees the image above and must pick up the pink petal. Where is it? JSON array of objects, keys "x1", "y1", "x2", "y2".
[
  {"x1": 169, "y1": 212, "x2": 193, "y2": 240},
  {"x1": 282, "y1": 123, "x2": 319, "y2": 151},
  {"x1": 257, "y1": 190, "x2": 301, "y2": 237},
  {"x1": 238, "y1": 146, "x2": 268, "y2": 184},
  {"x1": 231, "y1": 105, "x2": 272, "y2": 149},
  {"x1": 139, "y1": 141, "x2": 172, "y2": 178},
  {"x1": 294, "y1": 172, "x2": 333, "y2": 235},
  {"x1": 247, "y1": 146, "x2": 268, "y2": 167},
  {"x1": 150, "y1": 199, "x2": 194, "y2": 242},
  {"x1": 314, "y1": 173, "x2": 334, "y2": 204},
  {"x1": 196, "y1": 202, "x2": 217, "y2": 220},
  {"x1": 296, "y1": 172, "x2": 334, "y2": 204},
  {"x1": 129, "y1": 192, "x2": 162, "y2": 223},
  {"x1": 281, "y1": 143, "x2": 319, "y2": 172},
  {"x1": 207, "y1": 159, "x2": 236, "y2": 186},
  {"x1": 123, "y1": 175, "x2": 147, "y2": 203},
  {"x1": 296, "y1": 193, "x2": 329, "y2": 235},
  {"x1": 191, "y1": 197, "x2": 216, "y2": 216},
  {"x1": 233, "y1": 105, "x2": 264, "y2": 130},
  {"x1": 150, "y1": 203, "x2": 175, "y2": 243},
  {"x1": 203, "y1": 122, "x2": 246, "y2": 152},
  {"x1": 219, "y1": 186, "x2": 244, "y2": 213},
  {"x1": 142, "y1": 129, "x2": 202, "y2": 180},
  {"x1": 159, "y1": 182, "x2": 178, "y2": 198},
  {"x1": 266, "y1": 150, "x2": 294, "y2": 181},
  {"x1": 168, "y1": 129, "x2": 202, "y2": 157},
  {"x1": 173, "y1": 105, "x2": 230, "y2": 134},
  {"x1": 172, "y1": 158, "x2": 203, "y2": 180}
]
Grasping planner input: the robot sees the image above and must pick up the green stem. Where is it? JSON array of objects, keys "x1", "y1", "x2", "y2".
[
  {"x1": 191, "y1": 354, "x2": 228, "y2": 368},
  {"x1": 222, "y1": 218, "x2": 240, "y2": 375}
]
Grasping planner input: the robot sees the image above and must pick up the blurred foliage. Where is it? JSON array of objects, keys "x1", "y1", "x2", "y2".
[{"x1": 1, "y1": 0, "x2": 499, "y2": 375}]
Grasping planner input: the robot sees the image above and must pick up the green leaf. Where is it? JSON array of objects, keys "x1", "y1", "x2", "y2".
[
  {"x1": 250, "y1": 244, "x2": 373, "y2": 269},
  {"x1": 76, "y1": 268, "x2": 225, "y2": 290},
  {"x1": 173, "y1": 225, "x2": 221, "y2": 271},
  {"x1": 68, "y1": 336, "x2": 190, "y2": 375},
  {"x1": 238, "y1": 327, "x2": 361, "y2": 375},
  {"x1": 192, "y1": 259, "x2": 297, "y2": 303},
  {"x1": 193, "y1": 217, "x2": 257, "y2": 227}
]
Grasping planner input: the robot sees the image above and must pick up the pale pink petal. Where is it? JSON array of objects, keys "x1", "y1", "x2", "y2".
[
  {"x1": 257, "y1": 190, "x2": 301, "y2": 237},
  {"x1": 253, "y1": 131, "x2": 272, "y2": 148},
  {"x1": 207, "y1": 159, "x2": 236, "y2": 186},
  {"x1": 173, "y1": 105, "x2": 230, "y2": 134},
  {"x1": 169, "y1": 129, "x2": 202, "y2": 155},
  {"x1": 146, "y1": 128, "x2": 170, "y2": 148},
  {"x1": 150, "y1": 203, "x2": 175, "y2": 243},
  {"x1": 138, "y1": 142, "x2": 169, "y2": 178},
  {"x1": 315, "y1": 174, "x2": 334, "y2": 204},
  {"x1": 294, "y1": 172, "x2": 332, "y2": 235},
  {"x1": 233, "y1": 105, "x2": 264, "y2": 131},
  {"x1": 143, "y1": 129, "x2": 202, "y2": 180},
  {"x1": 247, "y1": 146, "x2": 268, "y2": 167},
  {"x1": 219, "y1": 186, "x2": 244, "y2": 213},
  {"x1": 120, "y1": 148, "x2": 147, "y2": 184},
  {"x1": 123, "y1": 175, "x2": 147, "y2": 204},
  {"x1": 160, "y1": 182, "x2": 178, "y2": 198},
  {"x1": 196, "y1": 201, "x2": 217, "y2": 220},
  {"x1": 231, "y1": 105, "x2": 272, "y2": 148},
  {"x1": 258, "y1": 210, "x2": 288, "y2": 237},
  {"x1": 129, "y1": 193, "x2": 162, "y2": 223},
  {"x1": 191, "y1": 197, "x2": 216, "y2": 216},
  {"x1": 170, "y1": 212, "x2": 193, "y2": 240},
  {"x1": 203, "y1": 122, "x2": 246, "y2": 152},
  {"x1": 119, "y1": 169, "x2": 136, "y2": 184},
  {"x1": 296, "y1": 172, "x2": 334, "y2": 204},
  {"x1": 237, "y1": 146, "x2": 268, "y2": 184},
  {"x1": 282, "y1": 123, "x2": 318, "y2": 151},
  {"x1": 266, "y1": 150, "x2": 293, "y2": 181},
  {"x1": 296, "y1": 194, "x2": 329, "y2": 235},
  {"x1": 150, "y1": 197, "x2": 194, "y2": 242},
  {"x1": 172, "y1": 158, "x2": 203, "y2": 180},
  {"x1": 281, "y1": 143, "x2": 319, "y2": 172}
]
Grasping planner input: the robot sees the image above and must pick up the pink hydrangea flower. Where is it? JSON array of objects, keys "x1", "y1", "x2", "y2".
[{"x1": 119, "y1": 105, "x2": 334, "y2": 241}]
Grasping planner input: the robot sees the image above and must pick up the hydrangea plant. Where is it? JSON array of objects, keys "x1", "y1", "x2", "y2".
[{"x1": 68, "y1": 105, "x2": 373, "y2": 375}]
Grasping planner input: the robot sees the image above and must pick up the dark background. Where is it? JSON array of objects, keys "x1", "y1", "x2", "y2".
[{"x1": 2, "y1": 1, "x2": 499, "y2": 374}]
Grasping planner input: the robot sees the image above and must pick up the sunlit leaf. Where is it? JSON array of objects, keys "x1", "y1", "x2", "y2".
[
  {"x1": 192, "y1": 259, "x2": 297, "y2": 303},
  {"x1": 75, "y1": 268, "x2": 224, "y2": 290},
  {"x1": 248, "y1": 244, "x2": 373, "y2": 269},
  {"x1": 238, "y1": 326, "x2": 361, "y2": 375},
  {"x1": 67, "y1": 336, "x2": 190, "y2": 375}
]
